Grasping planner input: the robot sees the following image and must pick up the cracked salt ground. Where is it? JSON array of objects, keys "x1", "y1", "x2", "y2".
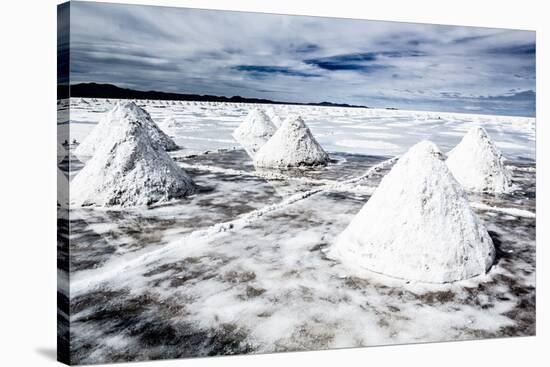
[
  {"x1": 68, "y1": 151, "x2": 391, "y2": 274},
  {"x1": 176, "y1": 149, "x2": 391, "y2": 184},
  {"x1": 68, "y1": 162, "x2": 283, "y2": 272},
  {"x1": 68, "y1": 156, "x2": 534, "y2": 364}
]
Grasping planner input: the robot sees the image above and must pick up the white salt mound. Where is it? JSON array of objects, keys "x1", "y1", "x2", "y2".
[
  {"x1": 328, "y1": 140, "x2": 495, "y2": 283},
  {"x1": 75, "y1": 101, "x2": 178, "y2": 157},
  {"x1": 232, "y1": 109, "x2": 277, "y2": 157},
  {"x1": 71, "y1": 103, "x2": 195, "y2": 207},
  {"x1": 254, "y1": 115, "x2": 329, "y2": 168},
  {"x1": 162, "y1": 116, "x2": 181, "y2": 129},
  {"x1": 446, "y1": 126, "x2": 512, "y2": 193}
]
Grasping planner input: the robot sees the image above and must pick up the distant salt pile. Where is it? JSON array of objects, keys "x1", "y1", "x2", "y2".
[
  {"x1": 232, "y1": 109, "x2": 277, "y2": 157},
  {"x1": 328, "y1": 141, "x2": 495, "y2": 283},
  {"x1": 254, "y1": 115, "x2": 329, "y2": 168},
  {"x1": 161, "y1": 116, "x2": 182, "y2": 131},
  {"x1": 75, "y1": 101, "x2": 178, "y2": 157},
  {"x1": 71, "y1": 103, "x2": 195, "y2": 207},
  {"x1": 447, "y1": 126, "x2": 512, "y2": 193}
]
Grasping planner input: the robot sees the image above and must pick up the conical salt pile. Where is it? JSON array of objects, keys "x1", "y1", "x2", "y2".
[
  {"x1": 327, "y1": 140, "x2": 495, "y2": 283},
  {"x1": 71, "y1": 103, "x2": 195, "y2": 207},
  {"x1": 446, "y1": 126, "x2": 512, "y2": 193},
  {"x1": 75, "y1": 101, "x2": 178, "y2": 157},
  {"x1": 253, "y1": 115, "x2": 329, "y2": 168},
  {"x1": 232, "y1": 109, "x2": 277, "y2": 157}
]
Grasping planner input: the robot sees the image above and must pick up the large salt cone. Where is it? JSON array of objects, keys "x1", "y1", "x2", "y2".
[
  {"x1": 232, "y1": 109, "x2": 277, "y2": 158},
  {"x1": 446, "y1": 126, "x2": 512, "y2": 193},
  {"x1": 71, "y1": 103, "x2": 195, "y2": 207},
  {"x1": 75, "y1": 101, "x2": 178, "y2": 157},
  {"x1": 253, "y1": 115, "x2": 329, "y2": 168},
  {"x1": 328, "y1": 140, "x2": 495, "y2": 283}
]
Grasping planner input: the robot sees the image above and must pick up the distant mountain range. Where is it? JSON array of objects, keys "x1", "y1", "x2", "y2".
[{"x1": 60, "y1": 83, "x2": 369, "y2": 109}]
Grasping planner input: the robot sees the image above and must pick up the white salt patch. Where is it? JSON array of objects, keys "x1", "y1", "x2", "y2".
[
  {"x1": 470, "y1": 202, "x2": 536, "y2": 218},
  {"x1": 508, "y1": 165, "x2": 535, "y2": 173},
  {"x1": 176, "y1": 136, "x2": 235, "y2": 144},
  {"x1": 254, "y1": 115, "x2": 329, "y2": 168},
  {"x1": 353, "y1": 125, "x2": 391, "y2": 130},
  {"x1": 357, "y1": 132, "x2": 401, "y2": 139},
  {"x1": 447, "y1": 127, "x2": 512, "y2": 193},
  {"x1": 335, "y1": 139, "x2": 400, "y2": 151},
  {"x1": 232, "y1": 109, "x2": 277, "y2": 157},
  {"x1": 71, "y1": 102, "x2": 195, "y2": 207},
  {"x1": 328, "y1": 141, "x2": 495, "y2": 283}
]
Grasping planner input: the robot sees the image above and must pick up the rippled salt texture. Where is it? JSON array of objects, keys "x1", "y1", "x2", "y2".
[{"x1": 63, "y1": 98, "x2": 535, "y2": 364}]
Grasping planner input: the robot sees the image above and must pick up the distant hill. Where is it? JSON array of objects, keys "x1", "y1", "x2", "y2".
[{"x1": 59, "y1": 83, "x2": 368, "y2": 109}]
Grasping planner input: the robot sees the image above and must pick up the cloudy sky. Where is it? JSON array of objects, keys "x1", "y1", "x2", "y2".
[{"x1": 68, "y1": 1, "x2": 536, "y2": 116}]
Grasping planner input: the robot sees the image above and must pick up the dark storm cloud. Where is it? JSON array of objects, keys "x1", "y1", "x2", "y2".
[
  {"x1": 294, "y1": 43, "x2": 321, "y2": 53},
  {"x1": 304, "y1": 50, "x2": 425, "y2": 72},
  {"x1": 67, "y1": 1, "x2": 536, "y2": 116},
  {"x1": 451, "y1": 34, "x2": 495, "y2": 44},
  {"x1": 481, "y1": 89, "x2": 535, "y2": 101},
  {"x1": 232, "y1": 65, "x2": 321, "y2": 78},
  {"x1": 486, "y1": 43, "x2": 536, "y2": 56},
  {"x1": 57, "y1": 2, "x2": 70, "y2": 85}
]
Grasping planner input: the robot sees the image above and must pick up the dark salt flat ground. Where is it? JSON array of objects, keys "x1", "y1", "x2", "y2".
[{"x1": 63, "y1": 148, "x2": 536, "y2": 365}]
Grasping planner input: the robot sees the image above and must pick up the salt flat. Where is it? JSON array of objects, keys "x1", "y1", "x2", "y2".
[
  {"x1": 65, "y1": 98, "x2": 535, "y2": 159},
  {"x1": 59, "y1": 98, "x2": 535, "y2": 364}
]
